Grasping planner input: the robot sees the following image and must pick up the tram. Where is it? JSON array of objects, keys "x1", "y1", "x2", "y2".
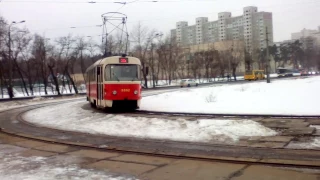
[{"x1": 85, "y1": 55, "x2": 142, "y2": 109}]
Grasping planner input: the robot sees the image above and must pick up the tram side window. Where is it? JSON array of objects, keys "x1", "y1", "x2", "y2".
[
  {"x1": 88, "y1": 70, "x2": 95, "y2": 82},
  {"x1": 105, "y1": 65, "x2": 111, "y2": 81},
  {"x1": 92, "y1": 70, "x2": 95, "y2": 81}
]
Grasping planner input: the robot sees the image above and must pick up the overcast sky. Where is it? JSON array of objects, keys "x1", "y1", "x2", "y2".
[{"x1": 0, "y1": 0, "x2": 319, "y2": 43}]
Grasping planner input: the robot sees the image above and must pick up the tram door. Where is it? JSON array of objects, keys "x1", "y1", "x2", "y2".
[{"x1": 96, "y1": 66, "x2": 104, "y2": 107}]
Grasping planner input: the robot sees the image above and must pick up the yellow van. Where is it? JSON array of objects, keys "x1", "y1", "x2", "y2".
[{"x1": 244, "y1": 70, "x2": 265, "y2": 81}]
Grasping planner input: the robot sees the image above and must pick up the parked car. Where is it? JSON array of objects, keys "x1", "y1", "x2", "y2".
[{"x1": 180, "y1": 79, "x2": 198, "y2": 87}]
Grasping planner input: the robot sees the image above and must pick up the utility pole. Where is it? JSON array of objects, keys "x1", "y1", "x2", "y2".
[
  {"x1": 150, "y1": 43, "x2": 155, "y2": 88},
  {"x1": 104, "y1": 31, "x2": 108, "y2": 57},
  {"x1": 266, "y1": 27, "x2": 271, "y2": 83},
  {"x1": 228, "y1": 50, "x2": 231, "y2": 81},
  {"x1": 8, "y1": 24, "x2": 13, "y2": 99}
]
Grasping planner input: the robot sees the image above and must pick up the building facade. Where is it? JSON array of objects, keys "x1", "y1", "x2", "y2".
[
  {"x1": 171, "y1": 6, "x2": 274, "y2": 53},
  {"x1": 291, "y1": 28, "x2": 318, "y2": 40},
  {"x1": 291, "y1": 26, "x2": 320, "y2": 49}
]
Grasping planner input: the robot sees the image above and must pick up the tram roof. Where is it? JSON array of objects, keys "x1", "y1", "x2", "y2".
[{"x1": 86, "y1": 56, "x2": 141, "y2": 72}]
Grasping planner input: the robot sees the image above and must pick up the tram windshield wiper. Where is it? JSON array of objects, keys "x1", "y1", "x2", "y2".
[
  {"x1": 131, "y1": 77, "x2": 138, "y2": 81},
  {"x1": 113, "y1": 74, "x2": 120, "y2": 82}
]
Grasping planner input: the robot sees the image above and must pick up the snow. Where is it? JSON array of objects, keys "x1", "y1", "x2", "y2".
[
  {"x1": 140, "y1": 76, "x2": 320, "y2": 115},
  {"x1": 0, "y1": 144, "x2": 136, "y2": 180},
  {"x1": 0, "y1": 87, "x2": 184, "y2": 112},
  {"x1": 23, "y1": 101, "x2": 277, "y2": 143},
  {"x1": 143, "y1": 75, "x2": 248, "y2": 88},
  {"x1": 0, "y1": 85, "x2": 86, "y2": 99},
  {"x1": 0, "y1": 96, "x2": 85, "y2": 112}
]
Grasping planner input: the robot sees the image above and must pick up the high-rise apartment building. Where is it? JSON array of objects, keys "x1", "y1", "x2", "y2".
[
  {"x1": 291, "y1": 27, "x2": 320, "y2": 49},
  {"x1": 291, "y1": 28, "x2": 318, "y2": 40},
  {"x1": 171, "y1": 6, "x2": 274, "y2": 53}
]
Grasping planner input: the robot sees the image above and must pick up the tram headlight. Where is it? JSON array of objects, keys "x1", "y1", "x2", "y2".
[
  {"x1": 134, "y1": 90, "x2": 138, "y2": 95},
  {"x1": 112, "y1": 90, "x2": 117, "y2": 95}
]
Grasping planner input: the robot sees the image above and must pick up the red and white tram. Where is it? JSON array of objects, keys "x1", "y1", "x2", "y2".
[{"x1": 86, "y1": 55, "x2": 142, "y2": 109}]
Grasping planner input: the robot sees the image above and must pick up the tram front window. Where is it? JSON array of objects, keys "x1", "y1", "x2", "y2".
[{"x1": 105, "y1": 64, "x2": 140, "y2": 81}]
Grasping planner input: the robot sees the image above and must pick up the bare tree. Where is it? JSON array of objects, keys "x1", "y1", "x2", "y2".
[
  {"x1": 55, "y1": 35, "x2": 78, "y2": 93},
  {"x1": 73, "y1": 36, "x2": 87, "y2": 83},
  {"x1": 131, "y1": 23, "x2": 157, "y2": 88},
  {"x1": 10, "y1": 29, "x2": 32, "y2": 96},
  {"x1": 86, "y1": 37, "x2": 99, "y2": 63},
  {"x1": 230, "y1": 41, "x2": 245, "y2": 80},
  {"x1": 0, "y1": 16, "x2": 7, "y2": 97},
  {"x1": 31, "y1": 34, "x2": 51, "y2": 95}
]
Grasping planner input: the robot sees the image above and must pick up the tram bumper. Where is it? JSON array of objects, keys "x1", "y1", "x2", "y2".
[{"x1": 112, "y1": 100, "x2": 140, "y2": 109}]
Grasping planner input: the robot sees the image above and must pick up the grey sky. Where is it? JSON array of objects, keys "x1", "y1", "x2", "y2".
[{"x1": 0, "y1": 0, "x2": 319, "y2": 43}]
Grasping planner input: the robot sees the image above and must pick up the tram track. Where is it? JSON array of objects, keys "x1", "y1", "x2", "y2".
[
  {"x1": 0, "y1": 99, "x2": 320, "y2": 169},
  {"x1": 134, "y1": 110, "x2": 320, "y2": 119}
]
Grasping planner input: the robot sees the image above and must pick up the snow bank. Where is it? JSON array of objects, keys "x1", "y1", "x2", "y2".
[
  {"x1": 0, "y1": 85, "x2": 86, "y2": 99},
  {"x1": 140, "y1": 76, "x2": 320, "y2": 115},
  {"x1": 23, "y1": 101, "x2": 277, "y2": 143},
  {"x1": 0, "y1": 97, "x2": 85, "y2": 112}
]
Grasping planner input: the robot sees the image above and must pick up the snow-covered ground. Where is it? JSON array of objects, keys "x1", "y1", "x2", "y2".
[
  {"x1": 145, "y1": 76, "x2": 246, "y2": 87},
  {"x1": 145, "y1": 74, "x2": 279, "y2": 87},
  {"x1": 0, "y1": 144, "x2": 135, "y2": 180},
  {"x1": 140, "y1": 76, "x2": 320, "y2": 115},
  {"x1": 0, "y1": 96, "x2": 85, "y2": 112},
  {"x1": 23, "y1": 101, "x2": 277, "y2": 144},
  {"x1": 0, "y1": 85, "x2": 86, "y2": 99},
  {"x1": 0, "y1": 88, "x2": 181, "y2": 112}
]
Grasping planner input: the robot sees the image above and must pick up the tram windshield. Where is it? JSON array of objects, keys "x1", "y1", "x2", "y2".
[{"x1": 105, "y1": 64, "x2": 140, "y2": 81}]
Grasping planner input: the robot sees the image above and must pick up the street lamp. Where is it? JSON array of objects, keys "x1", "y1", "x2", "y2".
[{"x1": 8, "y1": 20, "x2": 25, "y2": 99}]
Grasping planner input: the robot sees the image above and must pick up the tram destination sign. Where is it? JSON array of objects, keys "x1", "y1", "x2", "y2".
[{"x1": 119, "y1": 58, "x2": 128, "y2": 63}]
